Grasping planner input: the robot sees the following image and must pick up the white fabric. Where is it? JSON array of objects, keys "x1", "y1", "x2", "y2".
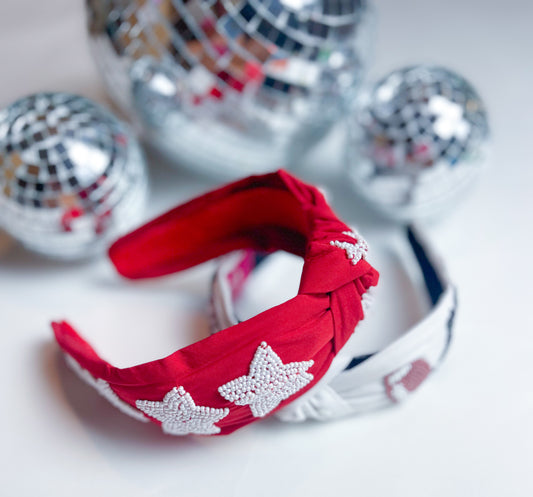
[
  {"x1": 278, "y1": 286, "x2": 455, "y2": 421},
  {"x1": 210, "y1": 229, "x2": 456, "y2": 422}
]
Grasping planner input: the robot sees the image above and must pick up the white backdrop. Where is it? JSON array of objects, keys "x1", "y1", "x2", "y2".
[{"x1": 0, "y1": 1, "x2": 532, "y2": 496}]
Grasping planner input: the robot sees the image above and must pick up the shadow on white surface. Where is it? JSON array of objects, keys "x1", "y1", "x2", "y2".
[
  {"x1": 0, "y1": 240, "x2": 96, "y2": 271},
  {"x1": 50, "y1": 347, "x2": 196, "y2": 449}
]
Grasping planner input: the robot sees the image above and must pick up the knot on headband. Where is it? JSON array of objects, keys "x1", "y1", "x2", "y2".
[{"x1": 53, "y1": 170, "x2": 378, "y2": 435}]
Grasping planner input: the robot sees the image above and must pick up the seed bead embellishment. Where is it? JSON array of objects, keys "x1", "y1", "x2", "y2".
[
  {"x1": 218, "y1": 342, "x2": 314, "y2": 418},
  {"x1": 136, "y1": 387, "x2": 229, "y2": 435},
  {"x1": 330, "y1": 230, "x2": 369, "y2": 265},
  {"x1": 384, "y1": 359, "x2": 432, "y2": 403}
]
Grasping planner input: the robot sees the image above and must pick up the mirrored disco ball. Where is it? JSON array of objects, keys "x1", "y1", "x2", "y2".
[
  {"x1": 0, "y1": 93, "x2": 148, "y2": 259},
  {"x1": 87, "y1": 0, "x2": 374, "y2": 177},
  {"x1": 347, "y1": 65, "x2": 489, "y2": 221}
]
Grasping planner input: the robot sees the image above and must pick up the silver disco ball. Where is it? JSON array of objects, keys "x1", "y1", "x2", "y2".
[
  {"x1": 87, "y1": 0, "x2": 374, "y2": 177},
  {"x1": 347, "y1": 65, "x2": 489, "y2": 221},
  {"x1": 0, "y1": 92, "x2": 148, "y2": 259}
]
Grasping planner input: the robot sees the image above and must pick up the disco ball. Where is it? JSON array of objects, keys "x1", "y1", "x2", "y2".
[
  {"x1": 87, "y1": 0, "x2": 374, "y2": 177},
  {"x1": 347, "y1": 65, "x2": 489, "y2": 221},
  {"x1": 0, "y1": 93, "x2": 148, "y2": 259}
]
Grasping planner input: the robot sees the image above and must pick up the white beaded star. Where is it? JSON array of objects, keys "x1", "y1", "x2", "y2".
[
  {"x1": 136, "y1": 386, "x2": 229, "y2": 435},
  {"x1": 330, "y1": 230, "x2": 368, "y2": 265},
  {"x1": 218, "y1": 342, "x2": 314, "y2": 418},
  {"x1": 65, "y1": 354, "x2": 148, "y2": 422}
]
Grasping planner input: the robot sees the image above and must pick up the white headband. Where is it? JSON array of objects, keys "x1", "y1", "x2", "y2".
[{"x1": 210, "y1": 225, "x2": 457, "y2": 422}]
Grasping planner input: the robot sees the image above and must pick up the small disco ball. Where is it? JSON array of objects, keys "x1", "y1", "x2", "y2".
[
  {"x1": 0, "y1": 92, "x2": 148, "y2": 259},
  {"x1": 87, "y1": 0, "x2": 374, "y2": 177},
  {"x1": 347, "y1": 65, "x2": 489, "y2": 221}
]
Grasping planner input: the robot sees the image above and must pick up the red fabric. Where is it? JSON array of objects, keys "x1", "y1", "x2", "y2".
[{"x1": 52, "y1": 170, "x2": 379, "y2": 435}]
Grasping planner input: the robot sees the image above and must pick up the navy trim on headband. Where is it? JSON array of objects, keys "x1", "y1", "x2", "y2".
[
  {"x1": 343, "y1": 227, "x2": 453, "y2": 373},
  {"x1": 345, "y1": 354, "x2": 374, "y2": 371},
  {"x1": 407, "y1": 226, "x2": 444, "y2": 306}
]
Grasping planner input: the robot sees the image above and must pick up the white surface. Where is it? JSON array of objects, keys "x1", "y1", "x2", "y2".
[{"x1": 1, "y1": 1, "x2": 532, "y2": 496}]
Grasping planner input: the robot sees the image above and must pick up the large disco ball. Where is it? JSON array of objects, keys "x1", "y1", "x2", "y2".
[
  {"x1": 347, "y1": 65, "x2": 489, "y2": 221},
  {"x1": 0, "y1": 93, "x2": 148, "y2": 259},
  {"x1": 87, "y1": 0, "x2": 374, "y2": 177}
]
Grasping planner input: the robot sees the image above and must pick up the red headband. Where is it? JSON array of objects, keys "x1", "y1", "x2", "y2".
[{"x1": 52, "y1": 170, "x2": 379, "y2": 435}]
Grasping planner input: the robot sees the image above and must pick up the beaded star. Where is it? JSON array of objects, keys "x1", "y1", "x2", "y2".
[
  {"x1": 330, "y1": 230, "x2": 368, "y2": 265},
  {"x1": 136, "y1": 387, "x2": 229, "y2": 435},
  {"x1": 218, "y1": 342, "x2": 314, "y2": 418}
]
